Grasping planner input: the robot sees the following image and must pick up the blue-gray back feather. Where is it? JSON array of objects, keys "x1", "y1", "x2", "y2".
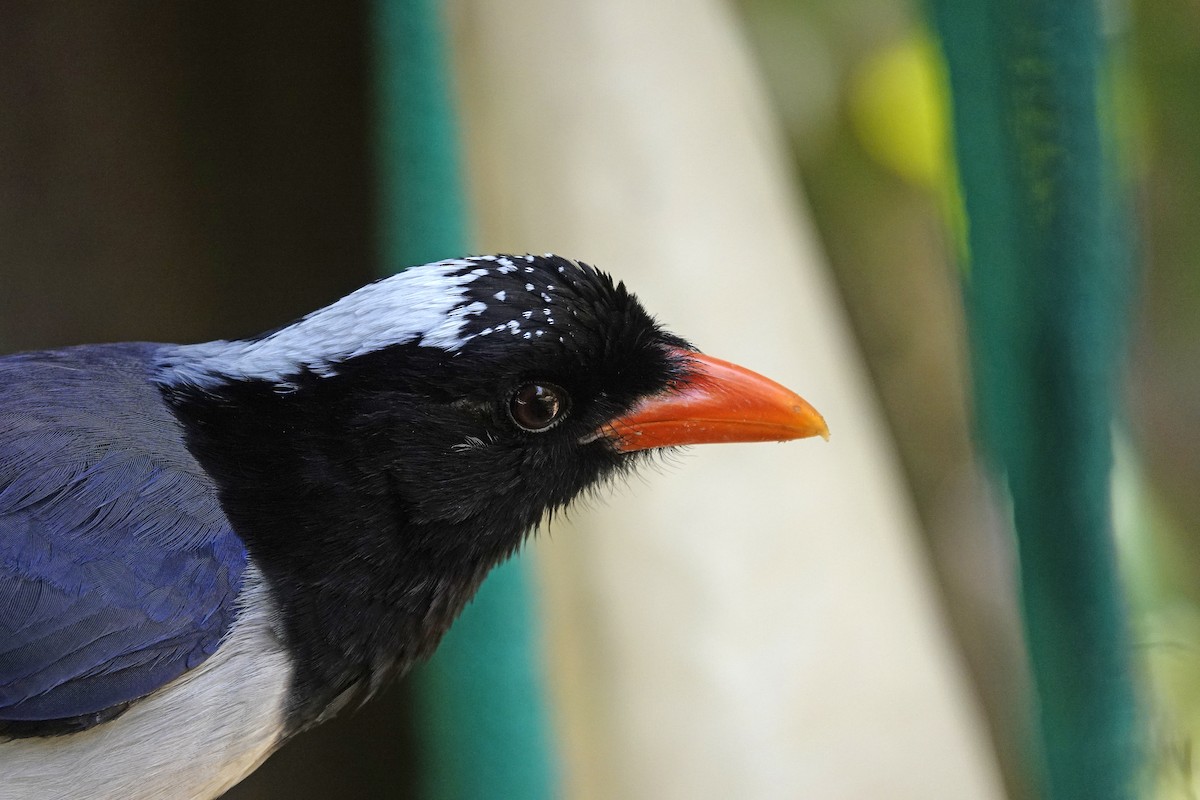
[{"x1": 0, "y1": 343, "x2": 246, "y2": 721}]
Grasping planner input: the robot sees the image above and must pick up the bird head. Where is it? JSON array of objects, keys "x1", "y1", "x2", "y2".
[
  {"x1": 163, "y1": 254, "x2": 826, "y2": 541},
  {"x1": 156, "y1": 253, "x2": 827, "y2": 711}
]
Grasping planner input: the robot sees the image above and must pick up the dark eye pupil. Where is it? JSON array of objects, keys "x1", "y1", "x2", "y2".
[{"x1": 510, "y1": 383, "x2": 567, "y2": 431}]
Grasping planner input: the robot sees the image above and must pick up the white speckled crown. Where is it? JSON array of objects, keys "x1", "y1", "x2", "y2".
[{"x1": 160, "y1": 254, "x2": 578, "y2": 388}]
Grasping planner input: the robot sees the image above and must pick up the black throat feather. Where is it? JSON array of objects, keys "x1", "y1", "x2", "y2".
[{"x1": 161, "y1": 363, "x2": 575, "y2": 733}]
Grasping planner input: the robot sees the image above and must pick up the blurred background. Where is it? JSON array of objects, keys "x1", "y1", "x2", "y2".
[{"x1": 0, "y1": 1, "x2": 1196, "y2": 798}]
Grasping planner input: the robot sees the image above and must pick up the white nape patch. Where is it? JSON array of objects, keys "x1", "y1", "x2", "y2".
[
  {"x1": 2, "y1": 566, "x2": 291, "y2": 800},
  {"x1": 523, "y1": 254, "x2": 535, "y2": 263},
  {"x1": 494, "y1": 291, "x2": 506, "y2": 301},
  {"x1": 163, "y1": 259, "x2": 488, "y2": 386},
  {"x1": 522, "y1": 311, "x2": 533, "y2": 319},
  {"x1": 524, "y1": 283, "x2": 534, "y2": 291}
]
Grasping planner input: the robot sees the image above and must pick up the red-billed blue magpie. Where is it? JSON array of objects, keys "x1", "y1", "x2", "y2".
[{"x1": 0, "y1": 255, "x2": 826, "y2": 798}]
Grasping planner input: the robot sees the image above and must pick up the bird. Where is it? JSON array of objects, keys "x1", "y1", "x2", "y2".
[{"x1": 0, "y1": 254, "x2": 827, "y2": 799}]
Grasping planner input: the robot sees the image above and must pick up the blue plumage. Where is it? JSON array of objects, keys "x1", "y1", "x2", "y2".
[{"x1": 0, "y1": 343, "x2": 245, "y2": 722}]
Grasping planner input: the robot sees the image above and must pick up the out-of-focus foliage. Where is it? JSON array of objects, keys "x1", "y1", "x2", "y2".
[
  {"x1": 736, "y1": 0, "x2": 976, "y2": 526},
  {"x1": 848, "y1": 34, "x2": 945, "y2": 189},
  {"x1": 737, "y1": 2, "x2": 1032, "y2": 797},
  {"x1": 736, "y1": 0, "x2": 1200, "y2": 797},
  {"x1": 1122, "y1": 4, "x2": 1200, "y2": 790},
  {"x1": 847, "y1": 34, "x2": 966, "y2": 258}
]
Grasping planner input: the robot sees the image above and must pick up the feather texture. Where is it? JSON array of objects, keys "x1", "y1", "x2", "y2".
[{"x1": 0, "y1": 344, "x2": 245, "y2": 727}]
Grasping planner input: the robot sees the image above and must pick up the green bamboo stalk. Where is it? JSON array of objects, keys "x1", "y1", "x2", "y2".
[
  {"x1": 926, "y1": 2, "x2": 1139, "y2": 797},
  {"x1": 370, "y1": 1, "x2": 558, "y2": 796}
]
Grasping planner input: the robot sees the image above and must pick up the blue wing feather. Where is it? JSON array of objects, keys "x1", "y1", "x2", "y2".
[{"x1": 0, "y1": 344, "x2": 247, "y2": 721}]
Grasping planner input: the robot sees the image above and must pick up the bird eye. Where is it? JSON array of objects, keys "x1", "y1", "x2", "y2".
[{"x1": 509, "y1": 382, "x2": 569, "y2": 432}]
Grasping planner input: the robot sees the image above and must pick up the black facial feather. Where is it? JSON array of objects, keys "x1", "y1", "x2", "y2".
[{"x1": 158, "y1": 256, "x2": 691, "y2": 733}]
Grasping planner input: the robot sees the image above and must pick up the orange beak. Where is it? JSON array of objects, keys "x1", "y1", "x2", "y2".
[{"x1": 601, "y1": 349, "x2": 829, "y2": 453}]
